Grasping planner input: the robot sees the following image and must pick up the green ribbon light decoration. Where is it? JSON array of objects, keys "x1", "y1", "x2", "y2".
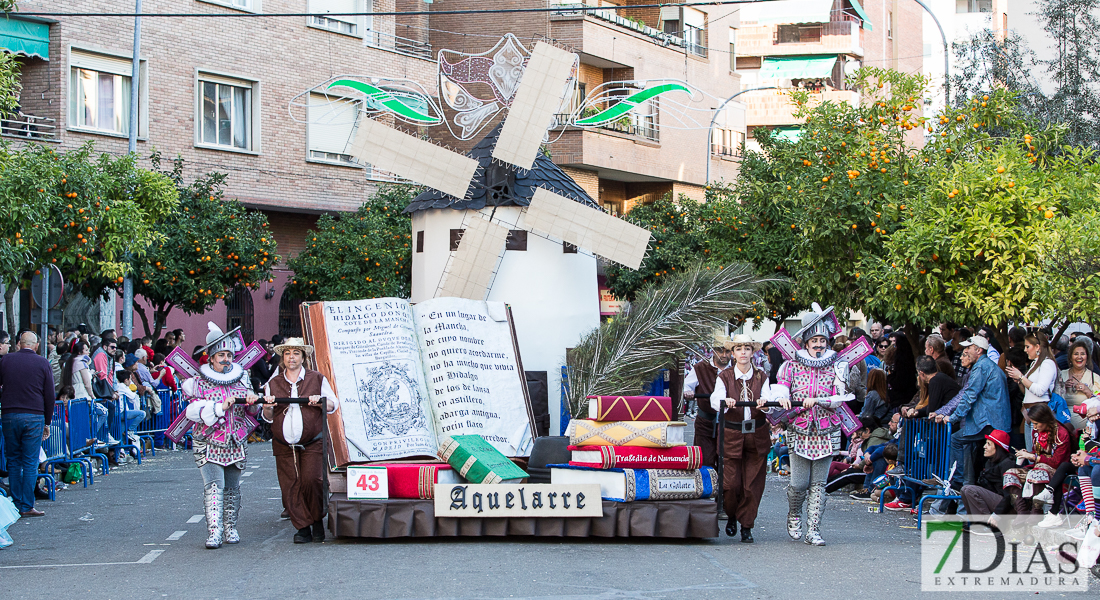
[
  {"x1": 328, "y1": 79, "x2": 442, "y2": 125},
  {"x1": 574, "y1": 83, "x2": 692, "y2": 126}
]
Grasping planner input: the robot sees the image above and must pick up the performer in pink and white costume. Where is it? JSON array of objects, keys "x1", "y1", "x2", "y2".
[
  {"x1": 771, "y1": 303, "x2": 855, "y2": 546},
  {"x1": 183, "y1": 323, "x2": 261, "y2": 549}
]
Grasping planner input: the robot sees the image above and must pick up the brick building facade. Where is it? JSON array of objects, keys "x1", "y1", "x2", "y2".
[{"x1": 4, "y1": 0, "x2": 437, "y2": 343}]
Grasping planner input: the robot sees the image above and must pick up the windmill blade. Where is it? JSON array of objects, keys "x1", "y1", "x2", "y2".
[
  {"x1": 348, "y1": 116, "x2": 479, "y2": 199},
  {"x1": 524, "y1": 188, "x2": 651, "y2": 270},
  {"x1": 437, "y1": 214, "x2": 510, "y2": 300},
  {"x1": 492, "y1": 42, "x2": 577, "y2": 170}
]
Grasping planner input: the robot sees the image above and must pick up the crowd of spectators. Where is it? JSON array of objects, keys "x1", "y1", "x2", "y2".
[{"x1": 775, "y1": 321, "x2": 1100, "y2": 547}]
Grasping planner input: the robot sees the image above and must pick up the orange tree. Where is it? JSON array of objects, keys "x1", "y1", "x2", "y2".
[
  {"x1": 603, "y1": 193, "x2": 706, "y2": 301},
  {"x1": 710, "y1": 68, "x2": 926, "y2": 330},
  {"x1": 93, "y1": 153, "x2": 280, "y2": 338},
  {"x1": 857, "y1": 89, "x2": 1100, "y2": 346},
  {"x1": 0, "y1": 143, "x2": 177, "y2": 332},
  {"x1": 287, "y1": 185, "x2": 417, "y2": 301}
]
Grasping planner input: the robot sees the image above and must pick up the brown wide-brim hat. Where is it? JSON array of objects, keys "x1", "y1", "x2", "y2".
[{"x1": 274, "y1": 337, "x2": 314, "y2": 356}]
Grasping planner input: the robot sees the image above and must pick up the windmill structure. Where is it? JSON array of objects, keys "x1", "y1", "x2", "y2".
[{"x1": 339, "y1": 40, "x2": 654, "y2": 435}]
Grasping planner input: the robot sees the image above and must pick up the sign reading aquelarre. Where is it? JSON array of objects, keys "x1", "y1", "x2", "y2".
[{"x1": 434, "y1": 484, "x2": 603, "y2": 517}]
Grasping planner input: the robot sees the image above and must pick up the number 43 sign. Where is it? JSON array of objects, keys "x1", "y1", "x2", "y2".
[{"x1": 347, "y1": 466, "x2": 389, "y2": 499}]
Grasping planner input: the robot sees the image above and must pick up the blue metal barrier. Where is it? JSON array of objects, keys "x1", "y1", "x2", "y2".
[
  {"x1": 104, "y1": 398, "x2": 142, "y2": 465},
  {"x1": 879, "y1": 418, "x2": 961, "y2": 528},
  {"x1": 136, "y1": 389, "x2": 178, "y2": 454},
  {"x1": 64, "y1": 400, "x2": 101, "y2": 484}
]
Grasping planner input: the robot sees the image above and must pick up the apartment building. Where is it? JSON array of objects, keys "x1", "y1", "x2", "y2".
[
  {"x1": 428, "y1": 0, "x2": 747, "y2": 213},
  {"x1": 922, "y1": 0, "x2": 1009, "y2": 118},
  {"x1": 734, "y1": 0, "x2": 923, "y2": 149},
  {"x1": 1, "y1": 0, "x2": 437, "y2": 342}
]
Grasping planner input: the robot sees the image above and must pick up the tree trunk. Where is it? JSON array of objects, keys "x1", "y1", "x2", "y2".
[
  {"x1": 4, "y1": 279, "x2": 17, "y2": 334},
  {"x1": 133, "y1": 302, "x2": 151, "y2": 338},
  {"x1": 1053, "y1": 317, "x2": 1072, "y2": 344},
  {"x1": 993, "y1": 321, "x2": 1010, "y2": 353},
  {"x1": 903, "y1": 323, "x2": 922, "y2": 357},
  {"x1": 152, "y1": 302, "x2": 174, "y2": 340}
]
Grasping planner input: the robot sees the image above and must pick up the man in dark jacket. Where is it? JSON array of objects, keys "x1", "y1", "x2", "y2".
[
  {"x1": 0, "y1": 332, "x2": 56, "y2": 517},
  {"x1": 960, "y1": 429, "x2": 1016, "y2": 520},
  {"x1": 902, "y1": 356, "x2": 962, "y2": 419}
]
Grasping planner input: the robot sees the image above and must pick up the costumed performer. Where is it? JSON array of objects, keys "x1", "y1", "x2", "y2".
[
  {"x1": 182, "y1": 323, "x2": 261, "y2": 549},
  {"x1": 770, "y1": 303, "x2": 854, "y2": 546},
  {"x1": 261, "y1": 337, "x2": 338, "y2": 544},
  {"x1": 682, "y1": 331, "x2": 734, "y2": 469},
  {"x1": 711, "y1": 333, "x2": 772, "y2": 543}
]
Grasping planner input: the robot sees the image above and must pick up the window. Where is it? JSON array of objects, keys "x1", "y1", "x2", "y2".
[
  {"x1": 416, "y1": 231, "x2": 424, "y2": 253},
  {"x1": 278, "y1": 290, "x2": 303, "y2": 338},
  {"x1": 888, "y1": 11, "x2": 893, "y2": 38},
  {"x1": 505, "y1": 230, "x2": 527, "y2": 251},
  {"x1": 683, "y1": 8, "x2": 707, "y2": 57},
  {"x1": 661, "y1": 7, "x2": 707, "y2": 57},
  {"x1": 69, "y1": 50, "x2": 145, "y2": 136},
  {"x1": 777, "y1": 25, "x2": 822, "y2": 43},
  {"x1": 308, "y1": 0, "x2": 369, "y2": 37},
  {"x1": 729, "y1": 28, "x2": 737, "y2": 71},
  {"x1": 307, "y1": 93, "x2": 359, "y2": 165},
  {"x1": 956, "y1": 0, "x2": 992, "y2": 12},
  {"x1": 226, "y1": 287, "x2": 255, "y2": 344},
  {"x1": 711, "y1": 106, "x2": 745, "y2": 157},
  {"x1": 450, "y1": 229, "x2": 464, "y2": 251},
  {"x1": 200, "y1": 0, "x2": 258, "y2": 11},
  {"x1": 197, "y1": 74, "x2": 256, "y2": 151}
]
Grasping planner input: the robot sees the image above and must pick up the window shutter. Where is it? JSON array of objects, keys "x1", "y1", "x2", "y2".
[
  {"x1": 683, "y1": 7, "x2": 705, "y2": 27},
  {"x1": 308, "y1": 94, "x2": 359, "y2": 155},
  {"x1": 309, "y1": 0, "x2": 360, "y2": 25},
  {"x1": 70, "y1": 50, "x2": 134, "y2": 76}
]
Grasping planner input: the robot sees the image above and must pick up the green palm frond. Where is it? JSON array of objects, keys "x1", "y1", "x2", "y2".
[{"x1": 565, "y1": 262, "x2": 774, "y2": 417}]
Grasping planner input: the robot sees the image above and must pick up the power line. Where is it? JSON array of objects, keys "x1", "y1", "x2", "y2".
[{"x1": 17, "y1": 0, "x2": 771, "y2": 18}]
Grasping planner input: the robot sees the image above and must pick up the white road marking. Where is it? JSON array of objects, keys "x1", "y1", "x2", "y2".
[
  {"x1": 186, "y1": 514, "x2": 203, "y2": 523},
  {"x1": 166, "y1": 531, "x2": 186, "y2": 541},
  {"x1": 137, "y1": 550, "x2": 165, "y2": 563},
  {"x1": 0, "y1": 549, "x2": 166, "y2": 570},
  {"x1": 243, "y1": 471, "x2": 253, "y2": 477}
]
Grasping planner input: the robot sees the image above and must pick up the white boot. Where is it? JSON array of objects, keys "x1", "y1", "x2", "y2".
[
  {"x1": 786, "y1": 487, "x2": 806, "y2": 541},
  {"x1": 204, "y1": 484, "x2": 224, "y2": 549},
  {"x1": 223, "y1": 487, "x2": 241, "y2": 545},
  {"x1": 804, "y1": 483, "x2": 827, "y2": 546},
  {"x1": 1036, "y1": 512, "x2": 1064, "y2": 529}
]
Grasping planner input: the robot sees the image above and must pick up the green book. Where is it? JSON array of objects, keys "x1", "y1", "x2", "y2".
[{"x1": 438, "y1": 435, "x2": 529, "y2": 484}]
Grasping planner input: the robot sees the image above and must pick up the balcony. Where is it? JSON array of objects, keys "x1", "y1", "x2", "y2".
[
  {"x1": 744, "y1": 89, "x2": 859, "y2": 127},
  {"x1": 0, "y1": 112, "x2": 57, "y2": 142},
  {"x1": 550, "y1": 4, "x2": 689, "y2": 57},
  {"x1": 363, "y1": 30, "x2": 432, "y2": 61},
  {"x1": 553, "y1": 112, "x2": 659, "y2": 143},
  {"x1": 737, "y1": 21, "x2": 864, "y2": 58}
]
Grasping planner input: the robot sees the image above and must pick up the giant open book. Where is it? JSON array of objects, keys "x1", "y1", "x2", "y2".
[{"x1": 302, "y1": 297, "x2": 537, "y2": 467}]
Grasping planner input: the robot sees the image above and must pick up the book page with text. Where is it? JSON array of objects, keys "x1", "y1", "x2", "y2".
[
  {"x1": 413, "y1": 297, "x2": 533, "y2": 457},
  {"x1": 321, "y1": 298, "x2": 437, "y2": 461}
]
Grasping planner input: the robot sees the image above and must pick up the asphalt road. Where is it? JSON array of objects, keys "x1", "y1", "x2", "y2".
[{"x1": 1, "y1": 444, "x2": 1092, "y2": 600}]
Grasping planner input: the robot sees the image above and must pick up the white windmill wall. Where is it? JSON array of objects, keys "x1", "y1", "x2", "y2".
[{"x1": 410, "y1": 206, "x2": 601, "y2": 435}]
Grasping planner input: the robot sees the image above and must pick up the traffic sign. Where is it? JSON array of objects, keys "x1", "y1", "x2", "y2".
[{"x1": 31, "y1": 264, "x2": 64, "y2": 309}]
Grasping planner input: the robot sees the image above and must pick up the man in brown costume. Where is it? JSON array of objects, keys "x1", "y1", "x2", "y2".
[
  {"x1": 683, "y1": 332, "x2": 734, "y2": 470},
  {"x1": 710, "y1": 333, "x2": 772, "y2": 543},
  {"x1": 261, "y1": 338, "x2": 338, "y2": 544}
]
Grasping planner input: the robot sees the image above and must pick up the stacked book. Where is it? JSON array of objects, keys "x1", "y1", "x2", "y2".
[
  {"x1": 355, "y1": 435, "x2": 529, "y2": 500},
  {"x1": 551, "y1": 395, "x2": 717, "y2": 502}
]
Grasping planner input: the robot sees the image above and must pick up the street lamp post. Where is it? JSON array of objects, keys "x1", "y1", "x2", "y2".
[
  {"x1": 122, "y1": 0, "x2": 141, "y2": 339},
  {"x1": 911, "y1": 0, "x2": 950, "y2": 108},
  {"x1": 706, "y1": 86, "x2": 777, "y2": 184}
]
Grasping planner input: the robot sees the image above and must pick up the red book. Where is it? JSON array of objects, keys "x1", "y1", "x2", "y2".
[
  {"x1": 372, "y1": 463, "x2": 462, "y2": 499},
  {"x1": 586, "y1": 395, "x2": 673, "y2": 421},
  {"x1": 568, "y1": 445, "x2": 702, "y2": 470}
]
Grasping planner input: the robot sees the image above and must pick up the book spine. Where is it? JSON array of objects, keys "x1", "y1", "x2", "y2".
[
  {"x1": 569, "y1": 446, "x2": 701, "y2": 470},
  {"x1": 632, "y1": 468, "x2": 716, "y2": 501},
  {"x1": 438, "y1": 438, "x2": 500, "y2": 484},
  {"x1": 569, "y1": 420, "x2": 681, "y2": 448}
]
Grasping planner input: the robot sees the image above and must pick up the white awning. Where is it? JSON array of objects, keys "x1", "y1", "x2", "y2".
[
  {"x1": 684, "y1": 7, "x2": 706, "y2": 27},
  {"x1": 740, "y1": 0, "x2": 834, "y2": 24}
]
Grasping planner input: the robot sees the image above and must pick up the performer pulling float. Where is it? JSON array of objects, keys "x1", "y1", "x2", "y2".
[
  {"x1": 711, "y1": 333, "x2": 772, "y2": 543},
  {"x1": 261, "y1": 338, "x2": 338, "y2": 544},
  {"x1": 182, "y1": 323, "x2": 262, "y2": 549},
  {"x1": 683, "y1": 331, "x2": 734, "y2": 470},
  {"x1": 770, "y1": 303, "x2": 864, "y2": 546}
]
